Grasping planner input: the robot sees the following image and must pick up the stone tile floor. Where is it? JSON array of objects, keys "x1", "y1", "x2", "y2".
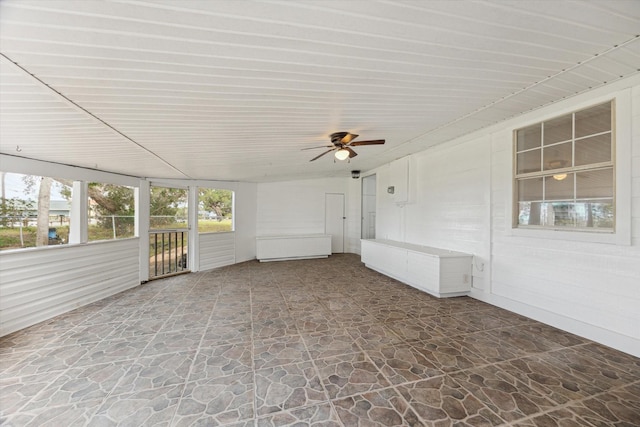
[{"x1": 1, "y1": 254, "x2": 639, "y2": 426}]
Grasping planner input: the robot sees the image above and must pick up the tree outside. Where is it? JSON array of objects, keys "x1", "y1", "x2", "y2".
[
  {"x1": 198, "y1": 188, "x2": 233, "y2": 233},
  {"x1": 88, "y1": 182, "x2": 135, "y2": 240},
  {"x1": 150, "y1": 186, "x2": 188, "y2": 229}
]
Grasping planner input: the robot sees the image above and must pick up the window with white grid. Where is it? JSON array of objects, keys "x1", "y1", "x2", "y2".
[{"x1": 514, "y1": 101, "x2": 614, "y2": 231}]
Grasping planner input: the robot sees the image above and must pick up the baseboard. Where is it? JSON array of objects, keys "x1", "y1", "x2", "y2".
[{"x1": 469, "y1": 289, "x2": 640, "y2": 358}]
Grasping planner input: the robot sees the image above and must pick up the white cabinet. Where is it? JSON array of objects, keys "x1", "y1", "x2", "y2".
[
  {"x1": 361, "y1": 239, "x2": 472, "y2": 298},
  {"x1": 256, "y1": 234, "x2": 332, "y2": 262}
]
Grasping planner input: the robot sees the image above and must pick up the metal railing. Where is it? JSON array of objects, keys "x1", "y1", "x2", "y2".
[{"x1": 149, "y1": 229, "x2": 189, "y2": 279}]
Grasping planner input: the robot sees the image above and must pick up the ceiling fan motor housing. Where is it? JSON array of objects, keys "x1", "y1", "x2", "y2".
[{"x1": 330, "y1": 131, "x2": 350, "y2": 146}]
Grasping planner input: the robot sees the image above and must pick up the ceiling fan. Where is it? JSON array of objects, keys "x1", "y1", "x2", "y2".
[{"x1": 303, "y1": 132, "x2": 385, "y2": 162}]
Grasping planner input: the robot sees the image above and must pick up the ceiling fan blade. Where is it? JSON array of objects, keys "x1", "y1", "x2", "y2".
[
  {"x1": 309, "y1": 148, "x2": 335, "y2": 162},
  {"x1": 341, "y1": 133, "x2": 359, "y2": 144},
  {"x1": 301, "y1": 145, "x2": 333, "y2": 151},
  {"x1": 345, "y1": 147, "x2": 358, "y2": 158},
  {"x1": 348, "y1": 139, "x2": 385, "y2": 146}
]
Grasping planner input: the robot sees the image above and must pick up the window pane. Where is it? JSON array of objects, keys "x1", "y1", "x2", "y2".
[
  {"x1": 1, "y1": 173, "x2": 73, "y2": 250},
  {"x1": 545, "y1": 202, "x2": 577, "y2": 227},
  {"x1": 576, "y1": 168, "x2": 613, "y2": 199},
  {"x1": 516, "y1": 149, "x2": 541, "y2": 174},
  {"x1": 518, "y1": 201, "x2": 540, "y2": 226},
  {"x1": 543, "y1": 142, "x2": 572, "y2": 171},
  {"x1": 545, "y1": 173, "x2": 574, "y2": 200},
  {"x1": 575, "y1": 102, "x2": 611, "y2": 138},
  {"x1": 575, "y1": 134, "x2": 611, "y2": 166},
  {"x1": 88, "y1": 183, "x2": 135, "y2": 241},
  {"x1": 518, "y1": 177, "x2": 543, "y2": 201},
  {"x1": 516, "y1": 124, "x2": 541, "y2": 151},
  {"x1": 519, "y1": 201, "x2": 559, "y2": 226},
  {"x1": 574, "y1": 199, "x2": 614, "y2": 229},
  {"x1": 198, "y1": 188, "x2": 234, "y2": 233},
  {"x1": 543, "y1": 115, "x2": 572, "y2": 145}
]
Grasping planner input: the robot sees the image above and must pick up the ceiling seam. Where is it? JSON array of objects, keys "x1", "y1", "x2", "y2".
[{"x1": 0, "y1": 52, "x2": 191, "y2": 179}]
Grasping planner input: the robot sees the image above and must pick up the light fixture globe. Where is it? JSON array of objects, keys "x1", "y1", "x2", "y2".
[{"x1": 334, "y1": 149, "x2": 350, "y2": 161}]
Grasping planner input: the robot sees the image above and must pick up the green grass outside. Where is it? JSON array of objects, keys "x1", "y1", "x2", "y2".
[
  {"x1": 0, "y1": 218, "x2": 233, "y2": 250},
  {"x1": 197, "y1": 218, "x2": 233, "y2": 233}
]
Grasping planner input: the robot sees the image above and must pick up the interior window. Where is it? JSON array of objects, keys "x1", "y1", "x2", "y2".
[{"x1": 514, "y1": 101, "x2": 614, "y2": 231}]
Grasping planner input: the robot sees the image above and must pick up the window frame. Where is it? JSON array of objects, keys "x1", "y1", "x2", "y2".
[{"x1": 512, "y1": 100, "x2": 616, "y2": 233}]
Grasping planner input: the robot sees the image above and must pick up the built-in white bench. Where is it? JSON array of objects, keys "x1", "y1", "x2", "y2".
[
  {"x1": 256, "y1": 234, "x2": 332, "y2": 262},
  {"x1": 361, "y1": 239, "x2": 473, "y2": 298}
]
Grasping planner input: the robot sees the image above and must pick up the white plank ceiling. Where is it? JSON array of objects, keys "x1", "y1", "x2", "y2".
[{"x1": 1, "y1": 0, "x2": 639, "y2": 182}]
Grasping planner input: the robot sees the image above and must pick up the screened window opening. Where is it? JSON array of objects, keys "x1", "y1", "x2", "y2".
[
  {"x1": 198, "y1": 188, "x2": 233, "y2": 233},
  {"x1": 514, "y1": 101, "x2": 614, "y2": 230},
  {"x1": 88, "y1": 182, "x2": 135, "y2": 241},
  {"x1": 149, "y1": 186, "x2": 188, "y2": 229},
  {"x1": 0, "y1": 172, "x2": 75, "y2": 250}
]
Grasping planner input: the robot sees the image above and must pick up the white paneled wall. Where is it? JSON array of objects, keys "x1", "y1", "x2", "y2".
[
  {"x1": 632, "y1": 84, "x2": 640, "y2": 246},
  {"x1": 374, "y1": 138, "x2": 490, "y2": 288},
  {"x1": 0, "y1": 239, "x2": 139, "y2": 336},
  {"x1": 489, "y1": 84, "x2": 640, "y2": 356},
  {"x1": 256, "y1": 178, "x2": 348, "y2": 236},
  {"x1": 199, "y1": 232, "x2": 235, "y2": 271},
  {"x1": 367, "y1": 77, "x2": 640, "y2": 356},
  {"x1": 234, "y1": 182, "x2": 258, "y2": 263},
  {"x1": 375, "y1": 165, "x2": 402, "y2": 241}
]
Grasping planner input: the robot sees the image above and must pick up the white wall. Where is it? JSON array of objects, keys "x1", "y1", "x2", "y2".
[
  {"x1": 256, "y1": 177, "x2": 349, "y2": 236},
  {"x1": 234, "y1": 181, "x2": 258, "y2": 262},
  {"x1": 0, "y1": 238, "x2": 139, "y2": 336},
  {"x1": 632, "y1": 84, "x2": 640, "y2": 247},
  {"x1": 199, "y1": 232, "x2": 235, "y2": 270},
  {"x1": 370, "y1": 138, "x2": 490, "y2": 288},
  {"x1": 365, "y1": 76, "x2": 640, "y2": 357}
]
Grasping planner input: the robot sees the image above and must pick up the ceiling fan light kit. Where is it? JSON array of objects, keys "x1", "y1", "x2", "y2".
[
  {"x1": 334, "y1": 149, "x2": 350, "y2": 161},
  {"x1": 305, "y1": 131, "x2": 385, "y2": 162}
]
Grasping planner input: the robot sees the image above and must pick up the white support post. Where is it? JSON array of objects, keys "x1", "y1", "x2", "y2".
[
  {"x1": 137, "y1": 180, "x2": 150, "y2": 283},
  {"x1": 68, "y1": 181, "x2": 88, "y2": 244},
  {"x1": 188, "y1": 185, "x2": 200, "y2": 272}
]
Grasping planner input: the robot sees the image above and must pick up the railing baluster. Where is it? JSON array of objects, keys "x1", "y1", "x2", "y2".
[
  {"x1": 171, "y1": 232, "x2": 174, "y2": 273},
  {"x1": 154, "y1": 233, "x2": 158, "y2": 277},
  {"x1": 174, "y1": 231, "x2": 178, "y2": 272},
  {"x1": 161, "y1": 232, "x2": 165, "y2": 275},
  {"x1": 148, "y1": 229, "x2": 188, "y2": 280},
  {"x1": 180, "y1": 232, "x2": 184, "y2": 271}
]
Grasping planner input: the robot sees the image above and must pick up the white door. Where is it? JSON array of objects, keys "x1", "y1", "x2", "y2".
[{"x1": 325, "y1": 193, "x2": 345, "y2": 253}]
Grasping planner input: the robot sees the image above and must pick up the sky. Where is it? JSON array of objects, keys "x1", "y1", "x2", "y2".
[{"x1": 1, "y1": 172, "x2": 66, "y2": 201}]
